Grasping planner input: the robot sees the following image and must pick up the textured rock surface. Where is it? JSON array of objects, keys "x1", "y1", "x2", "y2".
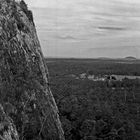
[
  {"x1": 0, "y1": 104, "x2": 19, "y2": 140},
  {"x1": 0, "y1": 0, "x2": 65, "y2": 139}
]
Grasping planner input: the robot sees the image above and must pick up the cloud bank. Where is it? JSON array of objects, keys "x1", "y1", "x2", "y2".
[{"x1": 25, "y1": 0, "x2": 140, "y2": 58}]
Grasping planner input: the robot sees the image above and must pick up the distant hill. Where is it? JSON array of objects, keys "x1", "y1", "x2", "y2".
[
  {"x1": 98, "y1": 57, "x2": 112, "y2": 60},
  {"x1": 124, "y1": 56, "x2": 137, "y2": 60}
]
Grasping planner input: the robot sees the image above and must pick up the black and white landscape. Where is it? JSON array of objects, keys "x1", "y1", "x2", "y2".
[{"x1": 0, "y1": 0, "x2": 140, "y2": 140}]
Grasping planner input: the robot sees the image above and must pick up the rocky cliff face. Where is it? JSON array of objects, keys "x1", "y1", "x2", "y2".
[{"x1": 0, "y1": 0, "x2": 64, "y2": 139}]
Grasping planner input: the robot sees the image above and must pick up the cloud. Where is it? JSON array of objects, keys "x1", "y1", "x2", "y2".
[
  {"x1": 98, "y1": 26, "x2": 126, "y2": 31},
  {"x1": 54, "y1": 35, "x2": 77, "y2": 41}
]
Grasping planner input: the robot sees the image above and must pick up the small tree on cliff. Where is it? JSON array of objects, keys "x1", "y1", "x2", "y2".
[{"x1": 20, "y1": 0, "x2": 34, "y2": 23}]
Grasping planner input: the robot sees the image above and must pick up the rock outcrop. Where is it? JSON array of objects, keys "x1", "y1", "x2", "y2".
[
  {"x1": 0, "y1": 0, "x2": 65, "y2": 139},
  {"x1": 0, "y1": 104, "x2": 19, "y2": 140}
]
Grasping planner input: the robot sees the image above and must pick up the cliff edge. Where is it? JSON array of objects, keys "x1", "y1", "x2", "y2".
[{"x1": 0, "y1": 0, "x2": 65, "y2": 139}]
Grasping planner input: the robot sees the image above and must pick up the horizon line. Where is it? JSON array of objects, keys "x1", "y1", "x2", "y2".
[{"x1": 44, "y1": 56, "x2": 139, "y2": 60}]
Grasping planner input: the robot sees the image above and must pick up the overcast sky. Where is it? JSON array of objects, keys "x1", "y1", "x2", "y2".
[
  {"x1": 24, "y1": 0, "x2": 140, "y2": 58},
  {"x1": 25, "y1": 0, "x2": 140, "y2": 8}
]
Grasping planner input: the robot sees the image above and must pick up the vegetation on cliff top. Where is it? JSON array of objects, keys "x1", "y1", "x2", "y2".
[{"x1": 19, "y1": 0, "x2": 34, "y2": 23}]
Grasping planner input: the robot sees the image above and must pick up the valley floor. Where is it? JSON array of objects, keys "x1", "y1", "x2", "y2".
[{"x1": 46, "y1": 58, "x2": 140, "y2": 140}]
